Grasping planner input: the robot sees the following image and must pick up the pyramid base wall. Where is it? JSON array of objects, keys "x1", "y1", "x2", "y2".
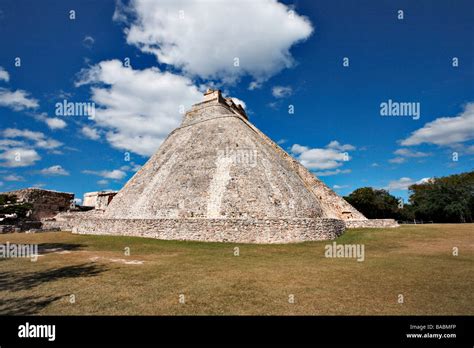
[
  {"x1": 49, "y1": 217, "x2": 346, "y2": 244},
  {"x1": 344, "y1": 219, "x2": 399, "y2": 228}
]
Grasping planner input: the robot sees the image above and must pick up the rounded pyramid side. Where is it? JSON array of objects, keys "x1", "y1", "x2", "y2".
[
  {"x1": 103, "y1": 103, "x2": 328, "y2": 220},
  {"x1": 241, "y1": 120, "x2": 367, "y2": 221}
]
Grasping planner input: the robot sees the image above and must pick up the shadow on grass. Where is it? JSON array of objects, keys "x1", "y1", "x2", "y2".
[
  {"x1": 0, "y1": 263, "x2": 108, "y2": 291},
  {"x1": 0, "y1": 263, "x2": 108, "y2": 314},
  {"x1": 0, "y1": 295, "x2": 65, "y2": 315},
  {"x1": 37, "y1": 242, "x2": 86, "y2": 254}
]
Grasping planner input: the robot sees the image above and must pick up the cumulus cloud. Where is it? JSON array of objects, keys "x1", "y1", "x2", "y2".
[
  {"x1": 2, "y1": 128, "x2": 62, "y2": 150},
  {"x1": 0, "y1": 67, "x2": 9, "y2": 82},
  {"x1": 0, "y1": 128, "x2": 63, "y2": 167},
  {"x1": 230, "y1": 97, "x2": 246, "y2": 109},
  {"x1": 39, "y1": 165, "x2": 70, "y2": 176},
  {"x1": 76, "y1": 60, "x2": 202, "y2": 156},
  {"x1": 81, "y1": 126, "x2": 100, "y2": 140},
  {"x1": 0, "y1": 148, "x2": 41, "y2": 167},
  {"x1": 0, "y1": 88, "x2": 39, "y2": 110},
  {"x1": 42, "y1": 116, "x2": 67, "y2": 130},
  {"x1": 290, "y1": 141, "x2": 355, "y2": 171},
  {"x1": 401, "y1": 103, "x2": 474, "y2": 146},
  {"x1": 326, "y1": 140, "x2": 356, "y2": 152},
  {"x1": 116, "y1": 0, "x2": 313, "y2": 84},
  {"x1": 393, "y1": 148, "x2": 431, "y2": 158},
  {"x1": 272, "y1": 86, "x2": 292, "y2": 98},
  {"x1": 83, "y1": 169, "x2": 127, "y2": 180},
  {"x1": 386, "y1": 177, "x2": 432, "y2": 191}
]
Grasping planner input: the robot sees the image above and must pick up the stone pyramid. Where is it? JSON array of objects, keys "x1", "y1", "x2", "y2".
[{"x1": 68, "y1": 90, "x2": 396, "y2": 243}]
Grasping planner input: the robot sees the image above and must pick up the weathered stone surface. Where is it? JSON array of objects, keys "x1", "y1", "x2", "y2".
[
  {"x1": 2, "y1": 188, "x2": 73, "y2": 220},
  {"x1": 66, "y1": 217, "x2": 345, "y2": 244},
  {"x1": 60, "y1": 90, "x2": 395, "y2": 243},
  {"x1": 83, "y1": 191, "x2": 117, "y2": 210},
  {"x1": 345, "y1": 219, "x2": 399, "y2": 228}
]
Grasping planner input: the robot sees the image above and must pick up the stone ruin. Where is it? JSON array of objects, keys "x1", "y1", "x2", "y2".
[
  {"x1": 45, "y1": 90, "x2": 398, "y2": 243},
  {"x1": 0, "y1": 188, "x2": 74, "y2": 233},
  {"x1": 83, "y1": 191, "x2": 117, "y2": 210}
]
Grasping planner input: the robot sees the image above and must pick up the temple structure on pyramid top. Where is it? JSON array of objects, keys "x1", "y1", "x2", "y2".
[{"x1": 46, "y1": 89, "x2": 398, "y2": 243}]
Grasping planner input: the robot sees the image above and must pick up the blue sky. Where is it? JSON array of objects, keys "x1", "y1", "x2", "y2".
[{"x1": 0, "y1": 0, "x2": 472, "y2": 203}]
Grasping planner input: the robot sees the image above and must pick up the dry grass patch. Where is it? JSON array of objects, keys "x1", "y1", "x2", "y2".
[{"x1": 0, "y1": 224, "x2": 472, "y2": 315}]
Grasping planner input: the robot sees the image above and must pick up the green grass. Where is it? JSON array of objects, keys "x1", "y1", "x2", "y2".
[{"x1": 0, "y1": 224, "x2": 472, "y2": 315}]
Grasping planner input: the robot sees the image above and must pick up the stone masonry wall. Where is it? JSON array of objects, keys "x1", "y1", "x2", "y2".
[
  {"x1": 344, "y1": 219, "x2": 399, "y2": 228},
  {"x1": 47, "y1": 217, "x2": 345, "y2": 244}
]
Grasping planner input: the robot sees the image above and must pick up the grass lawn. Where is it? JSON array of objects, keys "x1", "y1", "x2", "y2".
[{"x1": 0, "y1": 224, "x2": 472, "y2": 315}]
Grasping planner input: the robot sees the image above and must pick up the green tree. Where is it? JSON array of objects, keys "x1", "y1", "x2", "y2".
[
  {"x1": 344, "y1": 187, "x2": 400, "y2": 219},
  {"x1": 409, "y1": 171, "x2": 474, "y2": 223}
]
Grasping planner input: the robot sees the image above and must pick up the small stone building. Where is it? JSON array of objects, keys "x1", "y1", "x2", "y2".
[{"x1": 83, "y1": 191, "x2": 117, "y2": 210}]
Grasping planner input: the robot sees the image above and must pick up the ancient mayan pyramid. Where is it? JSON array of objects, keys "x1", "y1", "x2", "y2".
[{"x1": 63, "y1": 90, "x2": 397, "y2": 243}]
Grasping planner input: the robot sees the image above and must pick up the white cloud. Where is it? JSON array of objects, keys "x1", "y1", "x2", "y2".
[
  {"x1": 117, "y1": 0, "x2": 313, "y2": 84},
  {"x1": 272, "y1": 86, "x2": 292, "y2": 98},
  {"x1": 401, "y1": 103, "x2": 474, "y2": 146},
  {"x1": 3, "y1": 128, "x2": 44, "y2": 142},
  {"x1": 386, "y1": 177, "x2": 432, "y2": 191},
  {"x1": 394, "y1": 148, "x2": 431, "y2": 158},
  {"x1": 0, "y1": 139, "x2": 25, "y2": 150},
  {"x1": 83, "y1": 169, "x2": 127, "y2": 180},
  {"x1": 2, "y1": 128, "x2": 62, "y2": 150},
  {"x1": 327, "y1": 140, "x2": 356, "y2": 151},
  {"x1": 0, "y1": 88, "x2": 39, "y2": 110},
  {"x1": 388, "y1": 157, "x2": 406, "y2": 164},
  {"x1": 386, "y1": 177, "x2": 414, "y2": 190},
  {"x1": 97, "y1": 179, "x2": 109, "y2": 186},
  {"x1": 290, "y1": 141, "x2": 354, "y2": 170},
  {"x1": 248, "y1": 81, "x2": 262, "y2": 90},
  {"x1": 0, "y1": 147, "x2": 41, "y2": 167},
  {"x1": 76, "y1": 60, "x2": 201, "y2": 156},
  {"x1": 3, "y1": 174, "x2": 24, "y2": 181},
  {"x1": 44, "y1": 117, "x2": 67, "y2": 130},
  {"x1": 74, "y1": 198, "x2": 83, "y2": 205},
  {"x1": 39, "y1": 165, "x2": 70, "y2": 176},
  {"x1": 81, "y1": 126, "x2": 100, "y2": 140},
  {"x1": 333, "y1": 184, "x2": 349, "y2": 189},
  {"x1": 417, "y1": 177, "x2": 433, "y2": 184},
  {"x1": 0, "y1": 67, "x2": 9, "y2": 82},
  {"x1": 314, "y1": 169, "x2": 351, "y2": 177},
  {"x1": 230, "y1": 97, "x2": 246, "y2": 109}
]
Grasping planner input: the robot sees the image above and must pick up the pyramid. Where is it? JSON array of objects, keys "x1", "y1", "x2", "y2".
[{"x1": 68, "y1": 90, "x2": 396, "y2": 243}]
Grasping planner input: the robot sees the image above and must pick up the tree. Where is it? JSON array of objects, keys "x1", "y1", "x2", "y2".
[
  {"x1": 0, "y1": 194, "x2": 33, "y2": 219},
  {"x1": 409, "y1": 171, "x2": 474, "y2": 223},
  {"x1": 344, "y1": 187, "x2": 400, "y2": 219}
]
